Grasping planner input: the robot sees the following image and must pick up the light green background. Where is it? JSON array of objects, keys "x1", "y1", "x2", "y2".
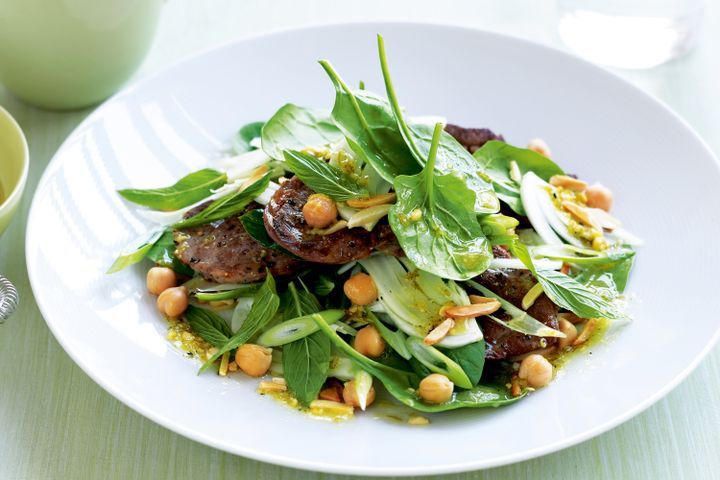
[{"x1": 1, "y1": 1, "x2": 719, "y2": 479}]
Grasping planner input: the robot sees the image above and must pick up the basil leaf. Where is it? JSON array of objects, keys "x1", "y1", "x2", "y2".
[
  {"x1": 375, "y1": 37, "x2": 498, "y2": 214},
  {"x1": 261, "y1": 104, "x2": 342, "y2": 160},
  {"x1": 184, "y1": 305, "x2": 232, "y2": 348},
  {"x1": 405, "y1": 337, "x2": 473, "y2": 389},
  {"x1": 283, "y1": 332, "x2": 331, "y2": 406},
  {"x1": 439, "y1": 341, "x2": 485, "y2": 386},
  {"x1": 389, "y1": 124, "x2": 493, "y2": 281},
  {"x1": 107, "y1": 228, "x2": 164, "y2": 274},
  {"x1": 146, "y1": 230, "x2": 194, "y2": 276},
  {"x1": 318, "y1": 60, "x2": 421, "y2": 182},
  {"x1": 233, "y1": 121, "x2": 265, "y2": 154},
  {"x1": 174, "y1": 174, "x2": 270, "y2": 229},
  {"x1": 199, "y1": 272, "x2": 280, "y2": 373},
  {"x1": 473, "y1": 141, "x2": 564, "y2": 215},
  {"x1": 313, "y1": 312, "x2": 524, "y2": 411},
  {"x1": 283, "y1": 150, "x2": 368, "y2": 201},
  {"x1": 240, "y1": 209, "x2": 299, "y2": 258},
  {"x1": 118, "y1": 168, "x2": 227, "y2": 211}
]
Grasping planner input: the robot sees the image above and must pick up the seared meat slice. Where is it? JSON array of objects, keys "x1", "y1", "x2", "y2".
[
  {"x1": 174, "y1": 202, "x2": 302, "y2": 284},
  {"x1": 264, "y1": 177, "x2": 401, "y2": 264},
  {"x1": 445, "y1": 124, "x2": 504, "y2": 153},
  {"x1": 475, "y1": 268, "x2": 559, "y2": 360}
]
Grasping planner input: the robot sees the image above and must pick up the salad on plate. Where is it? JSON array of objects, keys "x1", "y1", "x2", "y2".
[{"x1": 109, "y1": 36, "x2": 639, "y2": 422}]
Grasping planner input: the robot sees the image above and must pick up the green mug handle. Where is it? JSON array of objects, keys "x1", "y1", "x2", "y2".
[{"x1": 0, "y1": 275, "x2": 18, "y2": 322}]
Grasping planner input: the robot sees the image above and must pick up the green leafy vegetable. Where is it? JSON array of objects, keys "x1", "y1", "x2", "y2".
[
  {"x1": 146, "y1": 230, "x2": 194, "y2": 276},
  {"x1": 173, "y1": 174, "x2": 270, "y2": 229},
  {"x1": 388, "y1": 123, "x2": 493, "y2": 280},
  {"x1": 313, "y1": 312, "x2": 524, "y2": 411},
  {"x1": 439, "y1": 341, "x2": 486, "y2": 386},
  {"x1": 118, "y1": 169, "x2": 227, "y2": 211},
  {"x1": 405, "y1": 337, "x2": 473, "y2": 389},
  {"x1": 308, "y1": 274, "x2": 335, "y2": 297},
  {"x1": 473, "y1": 141, "x2": 564, "y2": 215},
  {"x1": 376, "y1": 35, "x2": 498, "y2": 213},
  {"x1": 283, "y1": 150, "x2": 368, "y2": 201},
  {"x1": 200, "y1": 272, "x2": 280, "y2": 373},
  {"x1": 366, "y1": 311, "x2": 411, "y2": 360},
  {"x1": 233, "y1": 121, "x2": 265, "y2": 154},
  {"x1": 240, "y1": 209, "x2": 299, "y2": 258},
  {"x1": 257, "y1": 309, "x2": 345, "y2": 346},
  {"x1": 319, "y1": 60, "x2": 421, "y2": 182},
  {"x1": 261, "y1": 104, "x2": 342, "y2": 160},
  {"x1": 107, "y1": 228, "x2": 164, "y2": 274},
  {"x1": 184, "y1": 305, "x2": 232, "y2": 348}
]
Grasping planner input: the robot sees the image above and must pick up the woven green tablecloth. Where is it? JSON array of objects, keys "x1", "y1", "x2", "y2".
[{"x1": 2, "y1": 1, "x2": 719, "y2": 478}]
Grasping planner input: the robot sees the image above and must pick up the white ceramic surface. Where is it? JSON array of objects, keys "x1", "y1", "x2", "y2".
[{"x1": 25, "y1": 23, "x2": 720, "y2": 475}]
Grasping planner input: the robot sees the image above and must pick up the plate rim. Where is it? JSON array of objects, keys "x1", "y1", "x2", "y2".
[{"x1": 25, "y1": 20, "x2": 720, "y2": 476}]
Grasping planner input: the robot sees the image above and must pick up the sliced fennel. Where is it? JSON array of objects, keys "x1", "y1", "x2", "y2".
[
  {"x1": 359, "y1": 256, "x2": 482, "y2": 348},
  {"x1": 520, "y1": 172, "x2": 564, "y2": 245},
  {"x1": 353, "y1": 370, "x2": 374, "y2": 410}
]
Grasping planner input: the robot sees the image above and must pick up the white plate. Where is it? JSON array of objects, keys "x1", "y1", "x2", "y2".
[{"x1": 26, "y1": 23, "x2": 720, "y2": 476}]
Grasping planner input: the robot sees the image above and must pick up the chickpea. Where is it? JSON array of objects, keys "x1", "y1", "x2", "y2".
[
  {"x1": 147, "y1": 267, "x2": 177, "y2": 295},
  {"x1": 235, "y1": 344, "x2": 272, "y2": 377},
  {"x1": 157, "y1": 286, "x2": 189, "y2": 318},
  {"x1": 354, "y1": 325, "x2": 385, "y2": 358},
  {"x1": 557, "y1": 318, "x2": 578, "y2": 349},
  {"x1": 585, "y1": 183, "x2": 613, "y2": 212},
  {"x1": 527, "y1": 138, "x2": 552, "y2": 158},
  {"x1": 418, "y1": 374, "x2": 454, "y2": 404},
  {"x1": 302, "y1": 193, "x2": 337, "y2": 228},
  {"x1": 343, "y1": 273, "x2": 378, "y2": 306},
  {"x1": 518, "y1": 354, "x2": 553, "y2": 388},
  {"x1": 342, "y1": 380, "x2": 376, "y2": 408}
]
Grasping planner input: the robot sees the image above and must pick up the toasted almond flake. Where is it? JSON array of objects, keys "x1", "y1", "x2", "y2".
[
  {"x1": 258, "y1": 381, "x2": 288, "y2": 393},
  {"x1": 562, "y1": 201, "x2": 600, "y2": 229},
  {"x1": 469, "y1": 295, "x2": 497, "y2": 305},
  {"x1": 550, "y1": 175, "x2": 587, "y2": 192},
  {"x1": 346, "y1": 192, "x2": 396, "y2": 208},
  {"x1": 521, "y1": 283, "x2": 545, "y2": 310},
  {"x1": 444, "y1": 300, "x2": 501, "y2": 319},
  {"x1": 527, "y1": 138, "x2": 552, "y2": 158},
  {"x1": 310, "y1": 400, "x2": 354, "y2": 417},
  {"x1": 408, "y1": 414, "x2": 430, "y2": 426},
  {"x1": 573, "y1": 318, "x2": 599, "y2": 346},
  {"x1": 587, "y1": 208, "x2": 622, "y2": 231},
  {"x1": 423, "y1": 318, "x2": 456, "y2": 345},
  {"x1": 218, "y1": 351, "x2": 230, "y2": 377},
  {"x1": 271, "y1": 377, "x2": 287, "y2": 385}
]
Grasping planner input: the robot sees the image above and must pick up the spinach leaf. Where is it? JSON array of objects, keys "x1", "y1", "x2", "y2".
[
  {"x1": 146, "y1": 230, "x2": 194, "y2": 276},
  {"x1": 281, "y1": 283, "x2": 332, "y2": 405},
  {"x1": 366, "y1": 311, "x2": 411, "y2": 360},
  {"x1": 308, "y1": 274, "x2": 335, "y2": 297},
  {"x1": 376, "y1": 36, "x2": 498, "y2": 214},
  {"x1": 472, "y1": 141, "x2": 564, "y2": 215},
  {"x1": 388, "y1": 123, "x2": 493, "y2": 281},
  {"x1": 233, "y1": 121, "x2": 265, "y2": 154},
  {"x1": 184, "y1": 305, "x2": 232, "y2": 348},
  {"x1": 240, "y1": 209, "x2": 299, "y2": 258},
  {"x1": 173, "y1": 174, "x2": 270, "y2": 229},
  {"x1": 313, "y1": 312, "x2": 524, "y2": 411},
  {"x1": 199, "y1": 272, "x2": 280, "y2": 373},
  {"x1": 318, "y1": 60, "x2": 421, "y2": 182},
  {"x1": 283, "y1": 150, "x2": 368, "y2": 201},
  {"x1": 439, "y1": 341, "x2": 486, "y2": 386},
  {"x1": 261, "y1": 104, "x2": 342, "y2": 160},
  {"x1": 118, "y1": 168, "x2": 227, "y2": 211},
  {"x1": 107, "y1": 228, "x2": 164, "y2": 274},
  {"x1": 511, "y1": 240, "x2": 625, "y2": 320},
  {"x1": 405, "y1": 337, "x2": 473, "y2": 389}
]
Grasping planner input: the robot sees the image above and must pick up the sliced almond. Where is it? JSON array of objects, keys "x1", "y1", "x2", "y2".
[
  {"x1": 562, "y1": 201, "x2": 600, "y2": 229},
  {"x1": 572, "y1": 318, "x2": 599, "y2": 346},
  {"x1": 346, "y1": 192, "x2": 396, "y2": 209},
  {"x1": 310, "y1": 400, "x2": 355, "y2": 417},
  {"x1": 587, "y1": 208, "x2": 622, "y2": 232},
  {"x1": 469, "y1": 295, "x2": 497, "y2": 305},
  {"x1": 443, "y1": 300, "x2": 501, "y2": 319},
  {"x1": 550, "y1": 175, "x2": 587, "y2": 192},
  {"x1": 258, "y1": 380, "x2": 288, "y2": 393},
  {"x1": 423, "y1": 318, "x2": 456, "y2": 345}
]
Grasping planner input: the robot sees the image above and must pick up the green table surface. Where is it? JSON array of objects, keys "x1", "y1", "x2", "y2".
[{"x1": 2, "y1": 1, "x2": 719, "y2": 479}]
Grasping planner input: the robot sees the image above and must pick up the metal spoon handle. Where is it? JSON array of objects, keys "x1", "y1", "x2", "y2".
[{"x1": 0, "y1": 275, "x2": 18, "y2": 323}]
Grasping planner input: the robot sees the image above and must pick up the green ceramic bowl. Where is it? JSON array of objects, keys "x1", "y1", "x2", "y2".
[{"x1": 0, "y1": 104, "x2": 29, "y2": 235}]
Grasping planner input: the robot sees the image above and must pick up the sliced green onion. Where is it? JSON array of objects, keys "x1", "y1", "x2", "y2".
[
  {"x1": 521, "y1": 283, "x2": 545, "y2": 310},
  {"x1": 257, "y1": 309, "x2": 345, "y2": 346}
]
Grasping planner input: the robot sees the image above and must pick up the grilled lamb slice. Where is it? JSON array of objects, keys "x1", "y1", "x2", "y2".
[
  {"x1": 475, "y1": 268, "x2": 560, "y2": 360},
  {"x1": 174, "y1": 202, "x2": 302, "y2": 284},
  {"x1": 264, "y1": 177, "x2": 400, "y2": 264},
  {"x1": 444, "y1": 124, "x2": 504, "y2": 153}
]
